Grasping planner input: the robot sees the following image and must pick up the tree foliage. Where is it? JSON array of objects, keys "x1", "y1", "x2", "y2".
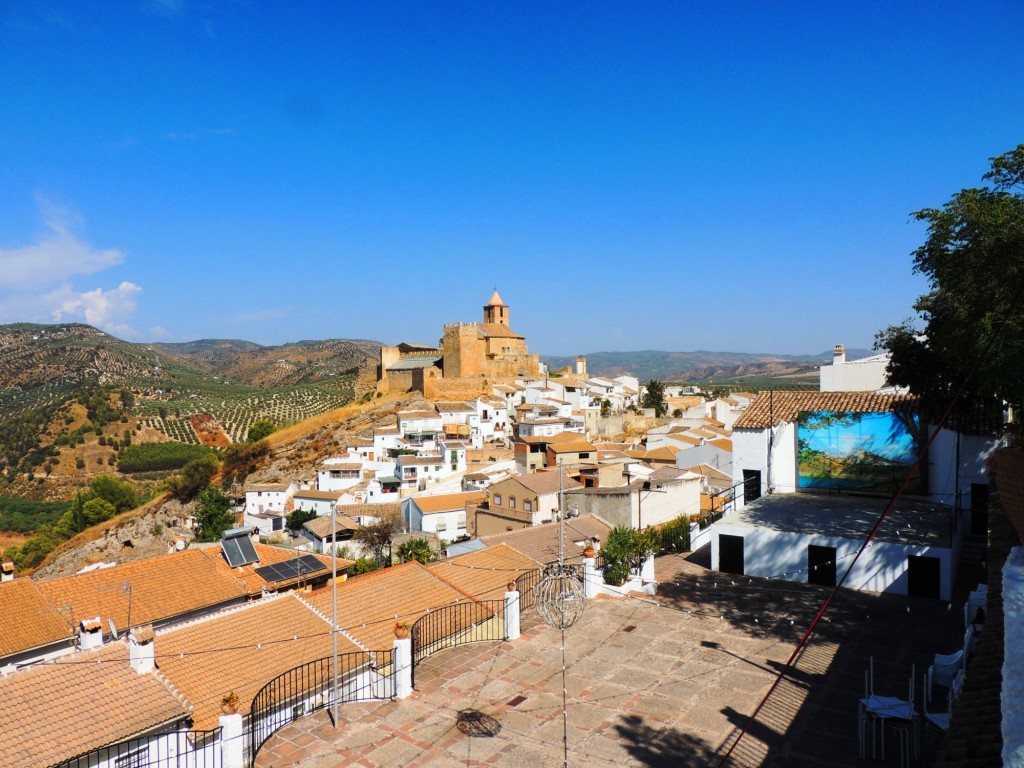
[
  {"x1": 396, "y1": 537, "x2": 433, "y2": 565},
  {"x1": 877, "y1": 144, "x2": 1024, "y2": 422},
  {"x1": 118, "y1": 442, "x2": 216, "y2": 473},
  {"x1": 286, "y1": 508, "x2": 318, "y2": 533},
  {"x1": 167, "y1": 453, "x2": 219, "y2": 501},
  {"x1": 247, "y1": 419, "x2": 277, "y2": 442},
  {"x1": 194, "y1": 487, "x2": 235, "y2": 542},
  {"x1": 221, "y1": 439, "x2": 269, "y2": 486},
  {"x1": 641, "y1": 379, "x2": 667, "y2": 417},
  {"x1": 354, "y1": 509, "x2": 403, "y2": 568}
]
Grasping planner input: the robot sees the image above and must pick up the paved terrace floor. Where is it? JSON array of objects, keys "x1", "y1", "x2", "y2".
[{"x1": 257, "y1": 552, "x2": 975, "y2": 768}]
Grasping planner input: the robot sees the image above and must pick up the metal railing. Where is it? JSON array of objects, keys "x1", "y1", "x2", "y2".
[
  {"x1": 248, "y1": 650, "x2": 396, "y2": 761},
  {"x1": 55, "y1": 727, "x2": 223, "y2": 768},
  {"x1": 410, "y1": 599, "x2": 506, "y2": 686}
]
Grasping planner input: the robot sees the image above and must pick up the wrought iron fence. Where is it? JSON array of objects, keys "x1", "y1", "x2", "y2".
[
  {"x1": 410, "y1": 599, "x2": 506, "y2": 686},
  {"x1": 514, "y1": 568, "x2": 543, "y2": 610},
  {"x1": 54, "y1": 727, "x2": 223, "y2": 768},
  {"x1": 247, "y1": 650, "x2": 396, "y2": 762}
]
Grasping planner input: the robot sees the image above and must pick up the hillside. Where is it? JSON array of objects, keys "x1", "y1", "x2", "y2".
[{"x1": 0, "y1": 323, "x2": 380, "y2": 499}]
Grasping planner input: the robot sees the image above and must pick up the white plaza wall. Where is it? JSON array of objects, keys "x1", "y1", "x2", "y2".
[{"x1": 711, "y1": 524, "x2": 954, "y2": 601}]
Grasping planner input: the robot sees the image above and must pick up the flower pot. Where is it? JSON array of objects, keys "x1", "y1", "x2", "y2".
[
  {"x1": 394, "y1": 625, "x2": 411, "y2": 640},
  {"x1": 582, "y1": 547, "x2": 596, "y2": 559}
]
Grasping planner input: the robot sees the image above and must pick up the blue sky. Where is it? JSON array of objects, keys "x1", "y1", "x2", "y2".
[{"x1": 2, "y1": 2, "x2": 1022, "y2": 355}]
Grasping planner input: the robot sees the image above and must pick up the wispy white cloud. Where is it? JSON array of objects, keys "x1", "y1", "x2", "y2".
[
  {"x1": 0, "y1": 196, "x2": 124, "y2": 289},
  {"x1": 0, "y1": 198, "x2": 143, "y2": 337}
]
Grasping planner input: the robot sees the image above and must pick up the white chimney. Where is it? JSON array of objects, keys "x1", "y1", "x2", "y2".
[
  {"x1": 575, "y1": 356, "x2": 587, "y2": 376},
  {"x1": 833, "y1": 344, "x2": 846, "y2": 366},
  {"x1": 129, "y1": 625, "x2": 156, "y2": 674},
  {"x1": 1, "y1": 561, "x2": 14, "y2": 582},
  {"x1": 79, "y1": 617, "x2": 104, "y2": 651}
]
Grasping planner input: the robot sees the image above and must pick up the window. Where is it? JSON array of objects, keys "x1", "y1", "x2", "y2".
[
  {"x1": 524, "y1": 500, "x2": 533, "y2": 513},
  {"x1": 579, "y1": 452, "x2": 590, "y2": 459},
  {"x1": 494, "y1": 494, "x2": 502, "y2": 506},
  {"x1": 437, "y1": 520, "x2": 448, "y2": 532},
  {"x1": 509, "y1": 496, "x2": 516, "y2": 509},
  {"x1": 457, "y1": 513, "x2": 467, "y2": 528}
]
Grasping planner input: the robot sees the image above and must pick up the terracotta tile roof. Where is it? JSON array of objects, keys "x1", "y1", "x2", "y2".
[
  {"x1": 480, "y1": 515, "x2": 613, "y2": 565},
  {"x1": 411, "y1": 491, "x2": 485, "y2": 514},
  {"x1": 548, "y1": 439, "x2": 597, "y2": 454},
  {"x1": 0, "y1": 641, "x2": 191, "y2": 767},
  {"x1": 200, "y1": 543, "x2": 343, "y2": 593},
  {"x1": 0, "y1": 578, "x2": 73, "y2": 660},
  {"x1": 710, "y1": 438, "x2": 733, "y2": 452},
  {"x1": 435, "y1": 401, "x2": 476, "y2": 413},
  {"x1": 427, "y1": 544, "x2": 541, "y2": 601},
  {"x1": 304, "y1": 514, "x2": 361, "y2": 537},
  {"x1": 507, "y1": 470, "x2": 584, "y2": 496},
  {"x1": 399, "y1": 455, "x2": 444, "y2": 466},
  {"x1": 157, "y1": 595, "x2": 356, "y2": 731},
  {"x1": 374, "y1": 426, "x2": 400, "y2": 435},
  {"x1": 665, "y1": 433, "x2": 700, "y2": 446},
  {"x1": 644, "y1": 446, "x2": 681, "y2": 461},
  {"x1": 733, "y1": 391, "x2": 917, "y2": 429},
  {"x1": 682, "y1": 463, "x2": 733, "y2": 484},
  {"x1": 476, "y1": 323, "x2": 524, "y2": 339},
  {"x1": 398, "y1": 409, "x2": 442, "y2": 420},
  {"x1": 336, "y1": 502, "x2": 401, "y2": 519},
  {"x1": 318, "y1": 462, "x2": 361, "y2": 470},
  {"x1": 294, "y1": 489, "x2": 345, "y2": 500},
  {"x1": 37, "y1": 548, "x2": 249, "y2": 635},
  {"x1": 704, "y1": 417, "x2": 726, "y2": 427},
  {"x1": 303, "y1": 562, "x2": 481, "y2": 654},
  {"x1": 246, "y1": 483, "x2": 289, "y2": 492}
]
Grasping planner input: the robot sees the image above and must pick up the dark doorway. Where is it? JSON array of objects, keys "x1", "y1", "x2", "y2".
[
  {"x1": 907, "y1": 555, "x2": 941, "y2": 599},
  {"x1": 807, "y1": 545, "x2": 837, "y2": 586},
  {"x1": 719, "y1": 535, "x2": 744, "y2": 575},
  {"x1": 743, "y1": 470, "x2": 761, "y2": 503},
  {"x1": 970, "y1": 483, "x2": 990, "y2": 537}
]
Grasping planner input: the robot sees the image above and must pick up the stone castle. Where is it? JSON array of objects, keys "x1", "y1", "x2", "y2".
[{"x1": 377, "y1": 290, "x2": 541, "y2": 399}]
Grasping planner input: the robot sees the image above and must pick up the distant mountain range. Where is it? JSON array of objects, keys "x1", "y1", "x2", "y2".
[
  {"x1": 540, "y1": 348, "x2": 873, "y2": 384},
  {"x1": 1, "y1": 322, "x2": 873, "y2": 418}
]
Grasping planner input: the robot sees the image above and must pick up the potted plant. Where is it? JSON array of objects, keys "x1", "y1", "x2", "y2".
[
  {"x1": 220, "y1": 690, "x2": 239, "y2": 715},
  {"x1": 394, "y1": 621, "x2": 411, "y2": 640}
]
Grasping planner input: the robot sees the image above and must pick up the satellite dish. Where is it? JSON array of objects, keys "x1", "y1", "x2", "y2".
[
  {"x1": 108, "y1": 618, "x2": 119, "y2": 640},
  {"x1": 175, "y1": 539, "x2": 186, "y2": 551}
]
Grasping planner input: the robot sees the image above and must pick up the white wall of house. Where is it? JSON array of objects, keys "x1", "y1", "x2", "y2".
[
  {"x1": 317, "y1": 467, "x2": 363, "y2": 492},
  {"x1": 927, "y1": 427, "x2": 1000, "y2": 511},
  {"x1": 710, "y1": 524, "x2": 955, "y2": 601},
  {"x1": 819, "y1": 352, "x2": 891, "y2": 392},
  {"x1": 732, "y1": 424, "x2": 797, "y2": 504},
  {"x1": 244, "y1": 485, "x2": 295, "y2": 516},
  {"x1": 292, "y1": 495, "x2": 336, "y2": 517}
]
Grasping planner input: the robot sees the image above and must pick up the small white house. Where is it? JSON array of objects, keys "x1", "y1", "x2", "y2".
[
  {"x1": 292, "y1": 489, "x2": 344, "y2": 517},
  {"x1": 402, "y1": 491, "x2": 484, "y2": 543},
  {"x1": 244, "y1": 482, "x2": 296, "y2": 516}
]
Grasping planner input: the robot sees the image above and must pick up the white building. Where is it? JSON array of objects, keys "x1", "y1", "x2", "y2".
[
  {"x1": 819, "y1": 343, "x2": 900, "y2": 393},
  {"x1": 402, "y1": 491, "x2": 484, "y2": 543}
]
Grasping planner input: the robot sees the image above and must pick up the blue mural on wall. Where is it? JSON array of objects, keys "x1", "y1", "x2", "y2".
[{"x1": 796, "y1": 411, "x2": 923, "y2": 492}]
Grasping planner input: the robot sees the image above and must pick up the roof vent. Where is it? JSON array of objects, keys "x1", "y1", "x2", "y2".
[
  {"x1": 1, "y1": 561, "x2": 14, "y2": 582},
  {"x1": 79, "y1": 616, "x2": 104, "y2": 651},
  {"x1": 129, "y1": 625, "x2": 156, "y2": 674},
  {"x1": 833, "y1": 344, "x2": 846, "y2": 365}
]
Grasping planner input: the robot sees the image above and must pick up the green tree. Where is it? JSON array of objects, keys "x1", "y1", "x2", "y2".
[
  {"x1": 286, "y1": 508, "x2": 318, "y2": 533},
  {"x1": 354, "y1": 508, "x2": 403, "y2": 568},
  {"x1": 600, "y1": 398, "x2": 612, "y2": 417},
  {"x1": 168, "y1": 453, "x2": 219, "y2": 501},
  {"x1": 396, "y1": 537, "x2": 433, "y2": 564},
  {"x1": 194, "y1": 487, "x2": 235, "y2": 542},
  {"x1": 641, "y1": 380, "x2": 667, "y2": 417},
  {"x1": 247, "y1": 419, "x2": 276, "y2": 442},
  {"x1": 221, "y1": 440, "x2": 269, "y2": 486},
  {"x1": 877, "y1": 144, "x2": 1024, "y2": 422},
  {"x1": 82, "y1": 498, "x2": 116, "y2": 527},
  {"x1": 90, "y1": 475, "x2": 138, "y2": 513}
]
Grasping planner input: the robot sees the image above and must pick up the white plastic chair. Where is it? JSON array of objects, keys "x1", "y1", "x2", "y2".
[
  {"x1": 923, "y1": 667, "x2": 965, "y2": 736},
  {"x1": 927, "y1": 624, "x2": 974, "y2": 702},
  {"x1": 965, "y1": 586, "x2": 987, "y2": 632}
]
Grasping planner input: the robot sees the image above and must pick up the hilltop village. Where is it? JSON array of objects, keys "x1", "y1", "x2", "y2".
[{"x1": 0, "y1": 292, "x2": 1017, "y2": 768}]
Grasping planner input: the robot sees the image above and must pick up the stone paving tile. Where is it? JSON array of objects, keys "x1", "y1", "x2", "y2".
[{"x1": 256, "y1": 553, "x2": 966, "y2": 768}]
